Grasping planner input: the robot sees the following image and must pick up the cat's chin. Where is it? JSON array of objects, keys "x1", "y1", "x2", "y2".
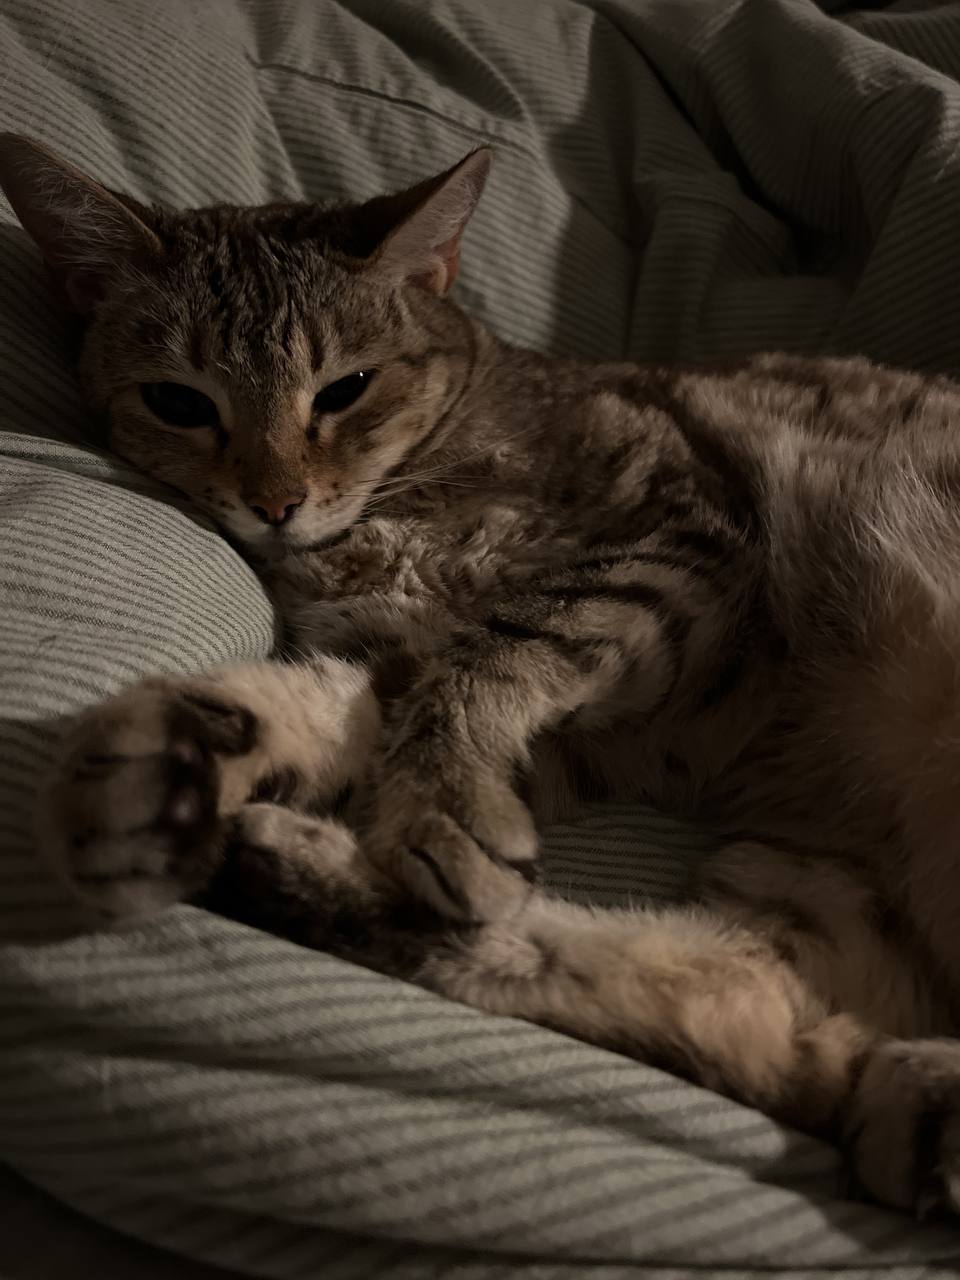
[{"x1": 230, "y1": 521, "x2": 355, "y2": 565}]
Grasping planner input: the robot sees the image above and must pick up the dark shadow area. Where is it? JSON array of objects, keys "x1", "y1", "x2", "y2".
[
  {"x1": 544, "y1": 0, "x2": 960, "y2": 377},
  {"x1": 0, "y1": 1165, "x2": 243, "y2": 1280}
]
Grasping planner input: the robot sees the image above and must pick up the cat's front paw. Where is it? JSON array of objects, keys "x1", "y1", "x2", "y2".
[
  {"x1": 366, "y1": 769, "x2": 538, "y2": 922},
  {"x1": 847, "y1": 1039, "x2": 960, "y2": 1214},
  {"x1": 39, "y1": 681, "x2": 265, "y2": 920}
]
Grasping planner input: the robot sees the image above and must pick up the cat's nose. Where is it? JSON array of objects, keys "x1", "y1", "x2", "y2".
[{"x1": 246, "y1": 494, "x2": 306, "y2": 527}]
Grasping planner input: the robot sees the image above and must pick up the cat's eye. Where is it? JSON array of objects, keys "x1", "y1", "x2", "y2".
[
  {"x1": 140, "y1": 382, "x2": 220, "y2": 429},
  {"x1": 313, "y1": 370, "x2": 375, "y2": 416}
]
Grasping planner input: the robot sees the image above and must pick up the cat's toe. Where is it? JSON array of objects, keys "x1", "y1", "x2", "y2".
[
  {"x1": 227, "y1": 800, "x2": 358, "y2": 864},
  {"x1": 846, "y1": 1039, "x2": 960, "y2": 1215}
]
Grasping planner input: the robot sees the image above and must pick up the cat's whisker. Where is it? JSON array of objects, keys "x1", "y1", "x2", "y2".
[
  {"x1": 342, "y1": 476, "x2": 483, "y2": 497},
  {"x1": 374, "y1": 473, "x2": 483, "y2": 491},
  {"x1": 348, "y1": 424, "x2": 542, "y2": 501},
  {"x1": 337, "y1": 478, "x2": 483, "y2": 505}
]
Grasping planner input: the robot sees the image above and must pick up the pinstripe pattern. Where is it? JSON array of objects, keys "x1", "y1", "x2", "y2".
[{"x1": 2, "y1": 0, "x2": 960, "y2": 1275}]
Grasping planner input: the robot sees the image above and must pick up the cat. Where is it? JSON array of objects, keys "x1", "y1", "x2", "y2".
[{"x1": 4, "y1": 131, "x2": 960, "y2": 1217}]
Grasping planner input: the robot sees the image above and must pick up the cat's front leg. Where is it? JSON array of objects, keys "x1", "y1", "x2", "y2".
[
  {"x1": 363, "y1": 544, "x2": 733, "y2": 920},
  {"x1": 363, "y1": 590, "x2": 667, "y2": 918},
  {"x1": 368, "y1": 721, "x2": 540, "y2": 922},
  {"x1": 40, "y1": 658, "x2": 379, "y2": 919}
]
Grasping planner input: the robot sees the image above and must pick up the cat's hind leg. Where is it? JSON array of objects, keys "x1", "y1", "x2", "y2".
[
  {"x1": 442, "y1": 859, "x2": 960, "y2": 1214},
  {"x1": 39, "y1": 658, "x2": 379, "y2": 919},
  {"x1": 209, "y1": 808, "x2": 960, "y2": 1215},
  {"x1": 213, "y1": 804, "x2": 843, "y2": 1112},
  {"x1": 207, "y1": 808, "x2": 867, "y2": 1156}
]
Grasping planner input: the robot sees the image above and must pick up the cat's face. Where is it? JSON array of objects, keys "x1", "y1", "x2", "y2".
[
  {"x1": 76, "y1": 214, "x2": 463, "y2": 554},
  {"x1": 0, "y1": 136, "x2": 490, "y2": 554}
]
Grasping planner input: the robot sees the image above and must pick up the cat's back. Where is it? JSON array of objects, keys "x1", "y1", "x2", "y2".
[
  {"x1": 633, "y1": 351, "x2": 960, "y2": 546},
  {"x1": 641, "y1": 351, "x2": 960, "y2": 454},
  {"x1": 510, "y1": 347, "x2": 960, "y2": 490}
]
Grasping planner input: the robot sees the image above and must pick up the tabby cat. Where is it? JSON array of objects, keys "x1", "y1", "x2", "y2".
[{"x1": 4, "y1": 132, "x2": 960, "y2": 1217}]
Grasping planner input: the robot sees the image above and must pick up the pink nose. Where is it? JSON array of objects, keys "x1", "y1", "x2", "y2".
[{"x1": 246, "y1": 494, "x2": 306, "y2": 527}]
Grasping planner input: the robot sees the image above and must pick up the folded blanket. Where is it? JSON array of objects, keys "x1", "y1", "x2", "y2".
[{"x1": 3, "y1": 1, "x2": 960, "y2": 1276}]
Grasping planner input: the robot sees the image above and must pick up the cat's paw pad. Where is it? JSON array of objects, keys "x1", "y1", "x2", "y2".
[
  {"x1": 368, "y1": 774, "x2": 538, "y2": 922},
  {"x1": 40, "y1": 683, "x2": 263, "y2": 920},
  {"x1": 847, "y1": 1039, "x2": 960, "y2": 1214}
]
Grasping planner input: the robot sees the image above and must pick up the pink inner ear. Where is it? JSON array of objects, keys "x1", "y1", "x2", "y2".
[{"x1": 409, "y1": 237, "x2": 462, "y2": 295}]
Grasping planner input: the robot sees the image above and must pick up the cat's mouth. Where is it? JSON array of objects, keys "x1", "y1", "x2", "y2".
[{"x1": 217, "y1": 495, "x2": 365, "y2": 559}]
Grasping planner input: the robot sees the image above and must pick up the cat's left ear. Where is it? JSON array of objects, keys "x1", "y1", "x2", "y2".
[
  {"x1": 0, "y1": 133, "x2": 162, "y2": 313},
  {"x1": 361, "y1": 148, "x2": 492, "y2": 294}
]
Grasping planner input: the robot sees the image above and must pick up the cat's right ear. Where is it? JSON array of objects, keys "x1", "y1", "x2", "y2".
[
  {"x1": 356, "y1": 148, "x2": 492, "y2": 295},
  {"x1": 0, "y1": 134, "x2": 161, "y2": 313}
]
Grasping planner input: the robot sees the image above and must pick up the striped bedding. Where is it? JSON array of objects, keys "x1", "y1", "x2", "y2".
[{"x1": 2, "y1": 1, "x2": 960, "y2": 1276}]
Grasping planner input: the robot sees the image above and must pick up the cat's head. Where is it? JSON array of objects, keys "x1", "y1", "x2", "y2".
[{"x1": 0, "y1": 134, "x2": 490, "y2": 553}]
